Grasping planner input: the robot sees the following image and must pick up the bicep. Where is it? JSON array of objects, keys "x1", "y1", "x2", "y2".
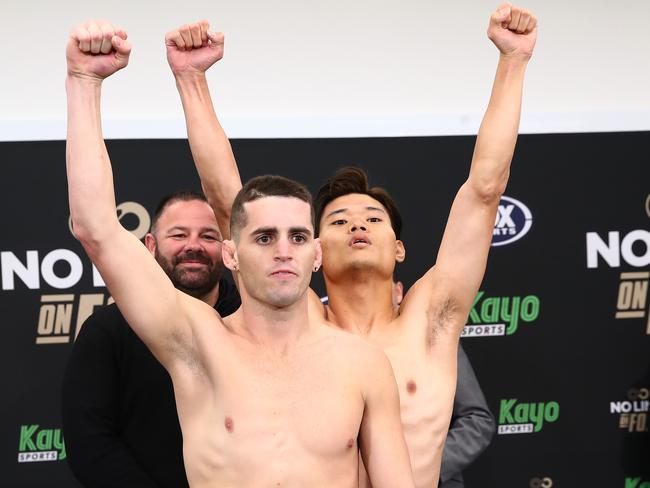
[
  {"x1": 405, "y1": 182, "x2": 497, "y2": 330},
  {"x1": 433, "y1": 181, "x2": 498, "y2": 311}
]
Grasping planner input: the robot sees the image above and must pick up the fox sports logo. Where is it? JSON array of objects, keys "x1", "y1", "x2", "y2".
[{"x1": 492, "y1": 196, "x2": 533, "y2": 247}]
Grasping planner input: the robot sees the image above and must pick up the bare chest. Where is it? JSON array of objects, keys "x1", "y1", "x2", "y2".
[
  {"x1": 180, "y1": 343, "x2": 363, "y2": 485},
  {"x1": 218, "y1": 352, "x2": 362, "y2": 445},
  {"x1": 382, "y1": 342, "x2": 448, "y2": 430}
]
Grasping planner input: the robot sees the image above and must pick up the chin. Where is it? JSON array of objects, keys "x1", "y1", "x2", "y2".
[
  {"x1": 265, "y1": 290, "x2": 303, "y2": 308},
  {"x1": 341, "y1": 258, "x2": 379, "y2": 272}
]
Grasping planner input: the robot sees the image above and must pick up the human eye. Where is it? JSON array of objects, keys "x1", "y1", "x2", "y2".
[
  {"x1": 331, "y1": 219, "x2": 346, "y2": 226},
  {"x1": 202, "y1": 234, "x2": 220, "y2": 242},
  {"x1": 367, "y1": 217, "x2": 382, "y2": 223},
  {"x1": 292, "y1": 234, "x2": 307, "y2": 244},
  {"x1": 171, "y1": 233, "x2": 187, "y2": 240},
  {"x1": 256, "y1": 234, "x2": 272, "y2": 244}
]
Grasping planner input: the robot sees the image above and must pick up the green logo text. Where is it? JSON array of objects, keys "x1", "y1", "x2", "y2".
[
  {"x1": 469, "y1": 291, "x2": 540, "y2": 335},
  {"x1": 499, "y1": 399, "x2": 559, "y2": 433}
]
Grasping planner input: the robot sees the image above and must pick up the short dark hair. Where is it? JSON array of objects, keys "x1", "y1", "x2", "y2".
[
  {"x1": 151, "y1": 190, "x2": 208, "y2": 234},
  {"x1": 230, "y1": 175, "x2": 314, "y2": 240},
  {"x1": 315, "y1": 167, "x2": 402, "y2": 239}
]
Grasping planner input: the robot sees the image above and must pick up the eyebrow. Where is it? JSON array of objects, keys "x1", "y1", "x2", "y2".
[
  {"x1": 325, "y1": 206, "x2": 387, "y2": 219},
  {"x1": 251, "y1": 226, "x2": 313, "y2": 237}
]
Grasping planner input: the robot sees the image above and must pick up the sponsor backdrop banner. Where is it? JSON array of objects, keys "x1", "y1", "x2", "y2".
[{"x1": 1, "y1": 132, "x2": 648, "y2": 486}]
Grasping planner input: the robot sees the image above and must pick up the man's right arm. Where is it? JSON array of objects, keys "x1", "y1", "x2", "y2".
[
  {"x1": 166, "y1": 20, "x2": 242, "y2": 240},
  {"x1": 66, "y1": 21, "x2": 196, "y2": 371}
]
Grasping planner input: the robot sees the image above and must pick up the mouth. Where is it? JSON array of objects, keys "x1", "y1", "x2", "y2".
[
  {"x1": 177, "y1": 259, "x2": 210, "y2": 267},
  {"x1": 269, "y1": 269, "x2": 298, "y2": 278},
  {"x1": 175, "y1": 252, "x2": 211, "y2": 267},
  {"x1": 349, "y1": 235, "x2": 371, "y2": 248}
]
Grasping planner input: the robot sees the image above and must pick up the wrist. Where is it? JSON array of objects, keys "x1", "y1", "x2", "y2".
[
  {"x1": 498, "y1": 51, "x2": 532, "y2": 65},
  {"x1": 174, "y1": 71, "x2": 211, "y2": 101},
  {"x1": 66, "y1": 72, "x2": 104, "y2": 88},
  {"x1": 174, "y1": 69, "x2": 208, "y2": 83}
]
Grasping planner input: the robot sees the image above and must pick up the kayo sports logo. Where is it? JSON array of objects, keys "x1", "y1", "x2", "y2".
[
  {"x1": 17, "y1": 425, "x2": 66, "y2": 463},
  {"x1": 462, "y1": 291, "x2": 540, "y2": 337},
  {"x1": 497, "y1": 399, "x2": 560, "y2": 434},
  {"x1": 492, "y1": 196, "x2": 533, "y2": 246}
]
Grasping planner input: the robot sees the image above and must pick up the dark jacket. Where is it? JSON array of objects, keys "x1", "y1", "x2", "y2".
[{"x1": 439, "y1": 344, "x2": 496, "y2": 488}]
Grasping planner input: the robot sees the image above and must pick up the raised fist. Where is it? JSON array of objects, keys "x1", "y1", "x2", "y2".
[
  {"x1": 66, "y1": 20, "x2": 132, "y2": 80},
  {"x1": 165, "y1": 20, "x2": 225, "y2": 76},
  {"x1": 488, "y1": 3, "x2": 537, "y2": 59}
]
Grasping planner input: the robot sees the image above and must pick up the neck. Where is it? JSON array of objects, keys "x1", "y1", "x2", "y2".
[
  {"x1": 236, "y1": 293, "x2": 311, "y2": 353},
  {"x1": 324, "y1": 272, "x2": 397, "y2": 335}
]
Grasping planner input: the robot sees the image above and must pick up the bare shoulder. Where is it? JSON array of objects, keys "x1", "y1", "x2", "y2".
[
  {"x1": 176, "y1": 292, "x2": 221, "y2": 329},
  {"x1": 398, "y1": 267, "x2": 463, "y2": 349}
]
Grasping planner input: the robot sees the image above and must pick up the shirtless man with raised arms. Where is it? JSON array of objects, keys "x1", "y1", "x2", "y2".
[
  {"x1": 65, "y1": 20, "x2": 414, "y2": 488},
  {"x1": 169, "y1": 4, "x2": 536, "y2": 486}
]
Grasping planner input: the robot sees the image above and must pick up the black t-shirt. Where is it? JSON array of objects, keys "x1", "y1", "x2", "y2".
[{"x1": 62, "y1": 278, "x2": 240, "y2": 488}]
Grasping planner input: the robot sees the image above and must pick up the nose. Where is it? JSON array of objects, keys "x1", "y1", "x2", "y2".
[
  {"x1": 274, "y1": 237, "x2": 293, "y2": 262},
  {"x1": 184, "y1": 234, "x2": 204, "y2": 252},
  {"x1": 349, "y1": 223, "x2": 367, "y2": 233}
]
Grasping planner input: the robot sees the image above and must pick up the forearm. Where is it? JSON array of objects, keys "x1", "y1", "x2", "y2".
[
  {"x1": 469, "y1": 55, "x2": 529, "y2": 199},
  {"x1": 175, "y1": 72, "x2": 241, "y2": 239},
  {"x1": 65, "y1": 76, "x2": 118, "y2": 244}
]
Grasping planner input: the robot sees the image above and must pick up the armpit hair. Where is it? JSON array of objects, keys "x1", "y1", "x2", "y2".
[
  {"x1": 169, "y1": 331, "x2": 207, "y2": 377},
  {"x1": 425, "y1": 297, "x2": 457, "y2": 350}
]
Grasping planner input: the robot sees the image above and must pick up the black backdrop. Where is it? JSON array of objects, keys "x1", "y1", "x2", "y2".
[{"x1": 1, "y1": 132, "x2": 649, "y2": 487}]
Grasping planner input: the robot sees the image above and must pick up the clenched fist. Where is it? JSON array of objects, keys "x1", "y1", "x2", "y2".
[
  {"x1": 165, "y1": 20, "x2": 225, "y2": 76},
  {"x1": 488, "y1": 3, "x2": 537, "y2": 59},
  {"x1": 66, "y1": 20, "x2": 132, "y2": 80}
]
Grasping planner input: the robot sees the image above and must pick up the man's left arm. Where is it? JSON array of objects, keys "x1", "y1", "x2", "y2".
[
  {"x1": 404, "y1": 4, "x2": 538, "y2": 329},
  {"x1": 440, "y1": 344, "x2": 495, "y2": 484}
]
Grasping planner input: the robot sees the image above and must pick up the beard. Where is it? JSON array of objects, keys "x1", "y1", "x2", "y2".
[{"x1": 155, "y1": 248, "x2": 224, "y2": 299}]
